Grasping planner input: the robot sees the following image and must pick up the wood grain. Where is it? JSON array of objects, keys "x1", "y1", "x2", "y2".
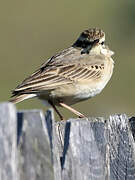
[{"x1": 0, "y1": 102, "x2": 135, "y2": 180}]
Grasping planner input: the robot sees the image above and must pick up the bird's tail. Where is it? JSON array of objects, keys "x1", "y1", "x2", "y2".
[{"x1": 10, "y1": 94, "x2": 36, "y2": 104}]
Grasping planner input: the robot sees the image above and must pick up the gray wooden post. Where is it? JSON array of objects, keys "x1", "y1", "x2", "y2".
[
  {"x1": 17, "y1": 109, "x2": 54, "y2": 180},
  {"x1": 0, "y1": 103, "x2": 18, "y2": 180},
  {"x1": 0, "y1": 102, "x2": 135, "y2": 180},
  {"x1": 54, "y1": 115, "x2": 135, "y2": 180}
]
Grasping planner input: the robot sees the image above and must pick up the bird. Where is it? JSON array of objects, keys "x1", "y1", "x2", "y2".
[{"x1": 10, "y1": 28, "x2": 114, "y2": 120}]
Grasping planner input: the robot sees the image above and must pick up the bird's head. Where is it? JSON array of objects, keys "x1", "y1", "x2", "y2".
[{"x1": 73, "y1": 28, "x2": 114, "y2": 56}]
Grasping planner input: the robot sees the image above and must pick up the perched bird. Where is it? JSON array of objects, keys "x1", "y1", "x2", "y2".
[{"x1": 10, "y1": 28, "x2": 114, "y2": 120}]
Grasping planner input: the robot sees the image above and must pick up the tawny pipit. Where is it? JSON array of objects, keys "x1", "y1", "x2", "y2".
[{"x1": 10, "y1": 28, "x2": 114, "y2": 120}]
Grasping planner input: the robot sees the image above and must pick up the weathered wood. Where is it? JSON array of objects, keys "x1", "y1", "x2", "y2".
[
  {"x1": 0, "y1": 103, "x2": 18, "y2": 180},
  {"x1": 0, "y1": 102, "x2": 135, "y2": 180},
  {"x1": 53, "y1": 115, "x2": 135, "y2": 180},
  {"x1": 17, "y1": 109, "x2": 54, "y2": 180}
]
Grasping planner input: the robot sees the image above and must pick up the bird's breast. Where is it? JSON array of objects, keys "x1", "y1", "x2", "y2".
[{"x1": 74, "y1": 82, "x2": 104, "y2": 100}]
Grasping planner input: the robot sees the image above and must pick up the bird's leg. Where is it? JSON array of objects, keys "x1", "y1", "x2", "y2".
[
  {"x1": 48, "y1": 100, "x2": 64, "y2": 121},
  {"x1": 48, "y1": 100, "x2": 64, "y2": 148},
  {"x1": 59, "y1": 102, "x2": 86, "y2": 118}
]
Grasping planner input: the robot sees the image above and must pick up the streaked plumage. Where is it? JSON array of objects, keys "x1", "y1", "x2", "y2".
[{"x1": 10, "y1": 28, "x2": 114, "y2": 120}]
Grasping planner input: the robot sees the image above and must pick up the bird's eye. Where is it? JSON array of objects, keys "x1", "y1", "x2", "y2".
[{"x1": 101, "y1": 41, "x2": 104, "y2": 45}]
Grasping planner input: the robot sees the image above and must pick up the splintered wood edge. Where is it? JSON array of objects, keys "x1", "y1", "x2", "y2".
[{"x1": 55, "y1": 114, "x2": 129, "y2": 127}]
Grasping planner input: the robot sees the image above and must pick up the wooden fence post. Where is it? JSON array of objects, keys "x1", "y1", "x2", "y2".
[
  {"x1": 0, "y1": 102, "x2": 135, "y2": 180},
  {"x1": 54, "y1": 115, "x2": 135, "y2": 180},
  {"x1": 0, "y1": 103, "x2": 17, "y2": 180}
]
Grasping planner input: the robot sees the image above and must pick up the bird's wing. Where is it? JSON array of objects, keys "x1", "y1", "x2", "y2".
[{"x1": 12, "y1": 50, "x2": 105, "y2": 96}]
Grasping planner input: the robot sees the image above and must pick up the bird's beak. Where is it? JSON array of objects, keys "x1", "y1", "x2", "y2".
[
  {"x1": 101, "y1": 48, "x2": 114, "y2": 57},
  {"x1": 110, "y1": 50, "x2": 114, "y2": 56}
]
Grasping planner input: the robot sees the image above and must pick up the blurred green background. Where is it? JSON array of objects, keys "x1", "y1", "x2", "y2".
[{"x1": 0, "y1": 0, "x2": 135, "y2": 119}]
